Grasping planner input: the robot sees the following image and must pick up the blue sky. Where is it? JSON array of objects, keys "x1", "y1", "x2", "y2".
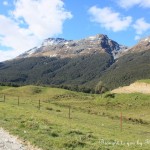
[{"x1": 0, "y1": 0, "x2": 150, "y2": 61}]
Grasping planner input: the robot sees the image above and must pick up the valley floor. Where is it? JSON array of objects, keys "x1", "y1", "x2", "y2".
[{"x1": 0, "y1": 85, "x2": 150, "y2": 150}]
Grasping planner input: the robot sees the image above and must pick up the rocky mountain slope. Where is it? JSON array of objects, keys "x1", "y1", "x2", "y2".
[
  {"x1": 128, "y1": 36, "x2": 150, "y2": 53},
  {"x1": 101, "y1": 36, "x2": 150, "y2": 90},
  {"x1": 17, "y1": 34, "x2": 128, "y2": 59},
  {"x1": 0, "y1": 34, "x2": 150, "y2": 92}
]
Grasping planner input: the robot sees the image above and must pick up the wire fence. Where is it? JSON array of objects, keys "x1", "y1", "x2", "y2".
[
  {"x1": 0, "y1": 93, "x2": 149, "y2": 131},
  {"x1": 0, "y1": 94, "x2": 73, "y2": 120}
]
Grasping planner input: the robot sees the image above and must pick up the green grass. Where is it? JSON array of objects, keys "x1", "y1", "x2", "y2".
[
  {"x1": 0, "y1": 85, "x2": 150, "y2": 150},
  {"x1": 137, "y1": 79, "x2": 150, "y2": 84}
]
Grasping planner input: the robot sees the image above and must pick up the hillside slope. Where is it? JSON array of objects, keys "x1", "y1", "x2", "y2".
[
  {"x1": 0, "y1": 53, "x2": 114, "y2": 92},
  {"x1": 101, "y1": 49, "x2": 150, "y2": 90}
]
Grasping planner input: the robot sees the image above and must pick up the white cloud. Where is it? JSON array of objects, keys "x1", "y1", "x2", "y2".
[
  {"x1": 0, "y1": 14, "x2": 38, "y2": 62},
  {"x1": 0, "y1": 0, "x2": 72, "y2": 62},
  {"x1": 0, "y1": 50, "x2": 16, "y2": 62},
  {"x1": 117, "y1": 0, "x2": 150, "y2": 9},
  {"x1": 0, "y1": 15, "x2": 38, "y2": 51},
  {"x1": 88, "y1": 6, "x2": 132, "y2": 32},
  {"x1": 12, "y1": 0, "x2": 72, "y2": 39},
  {"x1": 134, "y1": 35, "x2": 141, "y2": 40},
  {"x1": 133, "y1": 18, "x2": 150, "y2": 40},
  {"x1": 3, "y1": 1, "x2": 8, "y2": 6}
]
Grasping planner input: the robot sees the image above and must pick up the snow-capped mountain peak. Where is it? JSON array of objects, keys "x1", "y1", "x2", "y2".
[
  {"x1": 17, "y1": 34, "x2": 128, "y2": 59},
  {"x1": 42, "y1": 38, "x2": 71, "y2": 46}
]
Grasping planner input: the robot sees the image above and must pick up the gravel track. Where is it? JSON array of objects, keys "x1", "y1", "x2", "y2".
[{"x1": 0, "y1": 128, "x2": 40, "y2": 150}]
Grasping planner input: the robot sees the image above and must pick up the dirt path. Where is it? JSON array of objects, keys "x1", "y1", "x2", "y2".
[
  {"x1": 0, "y1": 128, "x2": 41, "y2": 150},
  {"x1": 112, "y1": 82, "x2": 150, "y2": 94}
]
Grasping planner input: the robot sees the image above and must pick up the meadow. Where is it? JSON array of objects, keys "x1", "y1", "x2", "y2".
[{"x1": 0, "y1": 85, "x2": 150, "y2": 150}]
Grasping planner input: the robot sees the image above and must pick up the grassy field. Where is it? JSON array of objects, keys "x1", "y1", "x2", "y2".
[{"x1": 0, "y1": 85, "x2": 150, "y2": 150}]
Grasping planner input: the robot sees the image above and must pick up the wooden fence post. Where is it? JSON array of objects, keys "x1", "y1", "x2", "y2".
[
  {"x1": 39, "y1": 100, "x2": 41, "y2": 110},
  {"x1": 120, "y1": 112, "x2": 122, "y2": 131},
  {"x1": 69, "y1": 105, "x2": 71, "y2": 119},
  {"x1": 18, "y1": 96, "x2": 19, "y2": 106},
  {"x1": 4, "y1": 95, "x2": 5, "y2": 102}
]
